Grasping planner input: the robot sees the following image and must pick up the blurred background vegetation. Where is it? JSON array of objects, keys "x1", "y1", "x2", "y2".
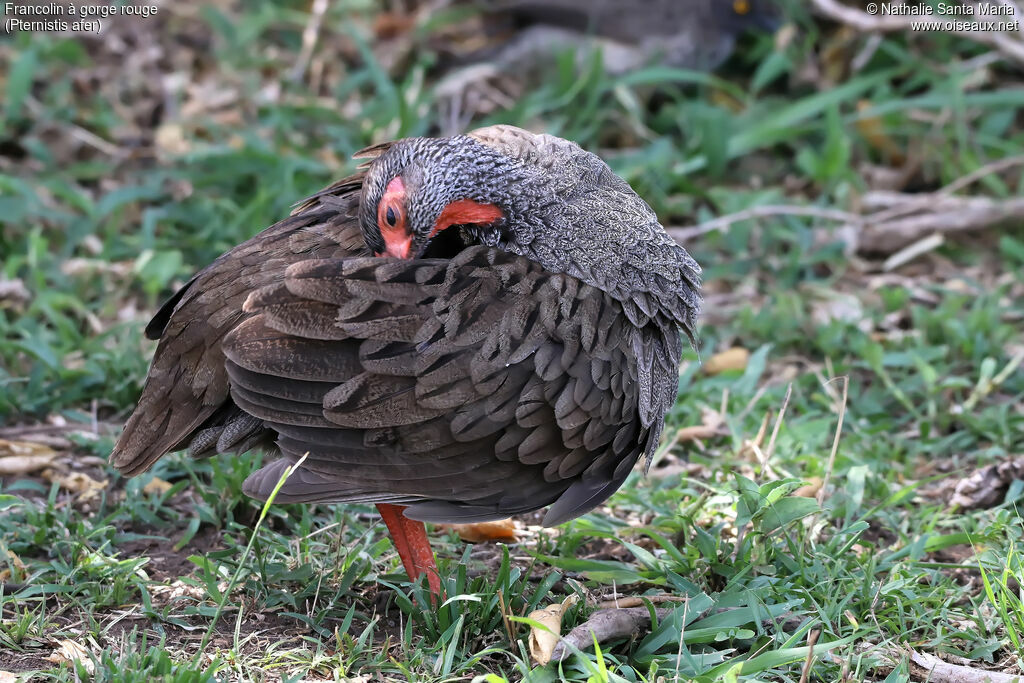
[{"x1": 0, "y1": 0, "x2": 1022, "y2": 680}]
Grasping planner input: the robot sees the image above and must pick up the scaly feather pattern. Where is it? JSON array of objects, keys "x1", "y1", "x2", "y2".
[
  {"x1": 110, "y1": 125, "x2": 701, "y2": 529},
  {"x1": 228, "y1": 246, "x2": 670, "y2": 525}
]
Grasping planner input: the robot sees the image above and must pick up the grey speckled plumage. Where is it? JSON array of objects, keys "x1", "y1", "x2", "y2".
[{"x1": 110, "y1": 125, "x2": 701, "y2": 527}]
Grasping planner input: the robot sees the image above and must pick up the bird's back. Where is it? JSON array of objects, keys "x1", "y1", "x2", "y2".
[{"x1": 109, "y1": 173, "x2": 369, "y2": 476}]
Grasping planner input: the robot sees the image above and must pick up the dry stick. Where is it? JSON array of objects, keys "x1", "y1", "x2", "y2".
[
  {"x1": 909, "y1": 650, "x2": 1023, "y2": 683},
  {"x1": 674, "y1": 599, "x2": 689, "y2": 683},
  {"x1": 732, "y1": 383, "x2": 792, "y2": 562},
  {"x1": 737, "y1": 383, "x2": 771, "y2": 422},
  {"x1": 798, "y1": 629, "x2": 821, "y2": 683},
  {"x1": 497, "y1": 589, "x2": 517, "y2": 644},
  {"x1": 670, "y1": 157, "x2": 1024, "y2": 255},
  {"x1": 818, "y1": 377, "x2": 849, "y2": 509},
  {"x1": 669, "y1": 205, "x2": 860, "y2": 241},
  {"x1": 595, "y1": 595, "x2": 688, "y2": 609},
  {"x1": 860, "y1": 195, "x2": 1024, "y2": 252},
  {"x1": 881, "y1": 232, "x2": 945, "y2": 272},
  {"x1": 549, "y1": 607, "x2": 677, "y2": 662},
  {"x1": 290, "y1": 0, "x2": 329, "y2": 82},
  {"x1": 858, "y1": 155, "x2": 1024, "y2": 225},
  {"x1": 762, "y1": 383, "x2": 793, "y2": 478},
  {"x1": 810, "y1": 0, "x2": 1024, "y2": 66},
  {"x1": 938, "y1": 154, "x2": 1024, "y2": 196},
  {"x1": 24, "y1": 95, "x2": 124, "y2": 158}
]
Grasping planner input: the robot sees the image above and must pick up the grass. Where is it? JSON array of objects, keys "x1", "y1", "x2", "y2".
[{"x1": 1, "y1": 0, "x2": 1023, "y2": 680}]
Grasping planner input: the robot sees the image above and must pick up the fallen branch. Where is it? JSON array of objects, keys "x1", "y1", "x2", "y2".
[
  {"x1": 549, "y1": 607, "x2": 676, "y2": 662},
  {"x1": 672, "y1": 152, "x2": 1024, "y2": 258},
  {"x1": 595, "y1": 595, "x2": 688, "y2": 609},
  {"x1": 668, "y1": 205, "x2": 859, "y2": 242},
  {"x1": 672, "y1": 193, "x2": 1024, "y2": 256},
  {"x1": 810, "y1": 0, "x2": 1024, "y2": 67},
  {"x1": 909, "y1": 649, "x2": 1023, "y2": 683},
  {"x1": 858, "y1": 194, "x2": 1024, "y2": 252},
  {"x1": 826, "y1": 646, "x2": 1023, "y2": 683}
]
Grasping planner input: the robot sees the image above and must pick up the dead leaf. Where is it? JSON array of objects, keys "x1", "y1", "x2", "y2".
[
  {"x1": 42, "y1": 469, "x2": 108, "y2": 502},
  {"x1": 0, "y1": 278, "x2": 30, "y2": 308},
  {"x1": 705, "y1": 347, "x2": 749, "y2": 375},
  {"x1": 662, "y1": 407, "x2": 728, "y2": 451},
  {"x1": 0, "y1": 671, "x2": 20, "y2": 683},
  {"x1": 819, "y1": 26, "x2": 857, "y2": 84},
  {"x1": 5, "y1": 549, "x2": 26, "y2": 574},
  {"x1": 793, "y1": 477, "x2": 823, "y2": 498},
  {"x1": 950, "y1": 458, "x2": 1024, "y2": 510},
  {"x1": 808, "y1": 290, "x2": 870, "y2": 331},
  {"x1": 438, "y1": 519, "x2": 518, "y2": 543},
  {"x1": 142, "y1": 477, "x2": 173, "y2": 496},
  {"x1": 673, "y1": 424, "x2": 720, "y2": 441},
  {"x1": 528, "y1": 593, "x2": 579, "y2": 665},
  {"x1": 149, "y1": 580, "x2": 208, "y2": 606},
  {"x1": 855, "y1": 100, "x2": 905, "y2": 164},
  {"x1": 48, "y1": 639, "x2": 95, "y2": 675},
  {"x1": 155, "y1": 122, "x2": 189, "y2": 157},
  {"x1": 373, "y1": 11, "x2": 415, "y2": 40},
  {"x1": 0, "y1": 440, "x2": 58, "y2": 474}
]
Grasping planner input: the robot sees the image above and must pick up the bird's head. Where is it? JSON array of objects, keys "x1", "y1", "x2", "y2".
[
  {"x1": 356, "y1": 126, "x2": 701, "y2": 337},
  {"x1": 359, "y1": 136, "x2": 519, "y2": 260}
]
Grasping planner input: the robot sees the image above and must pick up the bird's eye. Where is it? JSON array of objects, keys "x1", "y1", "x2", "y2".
[
  {"x1": 733, "y1": 0, "x2": 750, "y2": 14},
  {"x1": 385, "y1": 206, "x2": 397, "y2": 226}
]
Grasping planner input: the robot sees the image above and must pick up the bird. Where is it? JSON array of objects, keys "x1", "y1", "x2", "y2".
[
  {"x1": 430, "y1": 1, "x2": 781, "y2": 132},
  {"x1": 442, "y1": 0, "x2": 781, "y2": 75},
  {"x1": 110, "y1": 125, "x2": 702, "y2": 598}
]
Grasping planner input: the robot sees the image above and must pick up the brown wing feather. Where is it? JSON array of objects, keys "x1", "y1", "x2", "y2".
[
  {"x1": 109, "y1": 173, "x2": 370, "y2": 476},
  {"x1": 112, "y1": 138, "x2": 683, "y2": 528},
  {"x1": 228, "y1": 246, "x2": 679, "y2": 526}
]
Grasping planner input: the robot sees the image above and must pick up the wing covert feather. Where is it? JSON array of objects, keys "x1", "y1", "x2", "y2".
[{"x1": 230, "y1": 246, "x2": 680, "y2": 525}]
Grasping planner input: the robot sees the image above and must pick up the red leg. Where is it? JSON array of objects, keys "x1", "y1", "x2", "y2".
[{"x1": 376, "y1": 503, "x2": 442, "y2": 600}]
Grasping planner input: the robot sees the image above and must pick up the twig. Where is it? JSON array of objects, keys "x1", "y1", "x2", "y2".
[
  {"x1": 909, "y1": 649, "x2": 1022, "y2": 683},
  {"x1": 817, "y1": 377, "x2": 848, "y2": 509},
  {"x1": 497, "y1": 589, "x2": 517, "y2": 643},
  {"x1": 882, "y1": 232, "x2": 945, "y2": 271},
  {"x1": 674, "y1": 599, "x2": 688, "y2": 683},
  {"x1": 290, "y1": 0, "x2": 329, "y2": 83},
  {"x1": 733, "y1": 385, "x2": 790, "y2": 563},
  {"x1": 810, "y1": 0, "x2": 1024, "y2": 66},
  {"x1": 938, "y1": 154, "x2": 1024, "y2": 196},
  {"x1": 863, "y1": 156, "x2": 1024, "y2": 224},
  {"x1": 549, "y1": 607, "x2": 676, "y2": 662},
  {"x1": 25, "y1": 96, "x2": 124, "y2": 158},
  {"x1": 762, "y1": 383, "x2": 793, "y2": 477},
  {"x1": 672, "y1": 156, "x2": 1024, "y2": 255},
  {"x1": 799, "y1": 629, "x2": 821, "y2": 683},
  {"x1": 669, "y1": 205, "x2": 859, "y2": 241},
  {"x1": 860, "y1": 196, "x2": 1024, "y2": 252},
  {"x1": 595, "y1": 595, "x2": 688, "y2": 609}
]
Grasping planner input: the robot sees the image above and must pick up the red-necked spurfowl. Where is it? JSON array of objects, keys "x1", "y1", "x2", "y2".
[{"x1": 110, "y1": 125, "x2": 701, "y2": 598}]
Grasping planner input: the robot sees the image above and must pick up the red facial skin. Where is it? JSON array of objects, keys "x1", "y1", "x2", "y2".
[
  {"x1": 429, "y1": 200, "x2": 503, "y2": 239},
  {"x1": 375, "y1": 176, "x2": 503, "y2": 259},
  {"x1": 376, "y1": 177, "x2": 412, "y2": 259}
]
